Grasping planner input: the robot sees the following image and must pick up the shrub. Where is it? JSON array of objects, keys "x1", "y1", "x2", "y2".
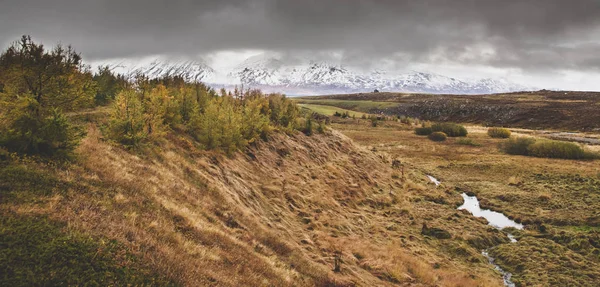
[
  {"x1": 0, "y1": 147, "x2": 9, "y2": 162},
  {"x1": 501, "y1": 137, "x2": 598, "y2": 160},
  {"x1": 317, "y1": 121, "x2": 326, "y2": 134},
  {"x1": 303, "y1": 116, "x2": 313, "y2": 136},
  {"x1": 488, "y1": 127, "x2": 511, "y2": 138},
  {"x1": 371, "y1": 118, "x2": 379, "y2": 127},
  {"x1": 527, "y1": 140, "x2": 586, "y2": 159},
  {"x1": 431, "y1": 123, "x2": 468, "y2": 137},
  {"x1": 428, "y1": 132, "x2": 447, "y2": 142},
  {"x1": 415, "y1": 127, "x2": 433, "y2": 136},
  {"x1": 399, "y1": 116, "x2": 415, "y2": 125},
  {"x1": 1, "y1": 106, "x2": 84, "y2": 158},
  {"x1": 456, "y1": 138, "x2": 481, "y2": 147},
  {"x1": 501, "y1": 137, "x2": 537, "y2": 156}
]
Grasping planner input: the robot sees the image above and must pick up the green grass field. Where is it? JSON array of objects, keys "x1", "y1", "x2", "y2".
[
  {"x1": 298, "y1": 103, "x2": 368, "y2": 118},
  {"x1": 295, "y1": 99, "x2": 399, "y2": 113}
]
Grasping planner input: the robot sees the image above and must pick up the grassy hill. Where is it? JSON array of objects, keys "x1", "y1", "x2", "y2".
[{"x1": 1, "y1": 108, "x2": 513, "y2": 286}]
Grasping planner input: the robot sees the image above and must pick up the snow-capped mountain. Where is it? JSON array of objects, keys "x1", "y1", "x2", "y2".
[
  {"x1": 93, "y1": 55, "x2": 526, "y2": 95},
  {"x1": 93, "y1": 56, "x2": 218, "y2": 83},
  {"x1": 230, "y1": 56, "x2": 526, "y2": 94}
]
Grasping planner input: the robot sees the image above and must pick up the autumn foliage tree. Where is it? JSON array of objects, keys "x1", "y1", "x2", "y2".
[
  {"x1": 0, "y1": 36, "x2": 96, "y2": 157},
  {"x1": 93, "y1": 66, "x2": 127, "y2": 105},
  {"x1": 106, "y1": 76, "x2": 304, "y2": 153},
  {"x1": 107, "y1": 89, "x2": 146, "y2": 147}
]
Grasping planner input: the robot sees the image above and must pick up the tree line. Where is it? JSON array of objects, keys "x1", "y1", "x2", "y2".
[{"x1": 0, "y1": 36, "x2": 319, "y2": 158}]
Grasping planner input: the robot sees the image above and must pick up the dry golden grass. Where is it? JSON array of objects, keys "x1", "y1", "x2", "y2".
[
  {"x1": 2, "y1": 117, "x2": 513, "y2": 286},
  {"x1": 48, "y1": 97, "x2": 600, "y2": 287},
  {"x1": 329, "y1": 117, "x2": 600, "y2": 286}
]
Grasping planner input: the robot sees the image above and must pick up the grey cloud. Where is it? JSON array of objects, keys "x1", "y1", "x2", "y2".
[{"x1": 1, "y1": 0, "x2": 600, "y2": 71}]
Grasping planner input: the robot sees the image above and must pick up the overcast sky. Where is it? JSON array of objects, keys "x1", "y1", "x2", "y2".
[{"x1": 1, "y1": 0, "x2": 600, "y2": 90}]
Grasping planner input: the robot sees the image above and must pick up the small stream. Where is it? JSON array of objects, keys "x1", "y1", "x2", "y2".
[
  {"x1": 482, "y1": 251, "x2": 516, "y2": 287},
  {"x1": 427, "y1": 175, "x2": 521, "y2": 287},
  {"x1": 457, "y1": 194, "x2": 524, "y2": 230}
]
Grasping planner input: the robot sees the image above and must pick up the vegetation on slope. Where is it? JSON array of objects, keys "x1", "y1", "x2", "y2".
[
  {"x1": 0, "y1": 163, "x2": 177, "y2": 286},
  {"x1": 1, "y1": 35, "x2": 505, "y2": 287},
  {"x1": 0, "y1": 36, "x2": 330, "y2": 286}
]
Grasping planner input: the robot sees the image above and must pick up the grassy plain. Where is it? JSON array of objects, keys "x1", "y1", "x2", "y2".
[
  {"x1": 298, "y1": 103, "x2": 367, "y2": 118},
  {"x1": 295, "y1": 98, "x2": 400, "y2": 113},
  {"x1": 319, "y1": 114, "x2": 600, "y2": 286}
]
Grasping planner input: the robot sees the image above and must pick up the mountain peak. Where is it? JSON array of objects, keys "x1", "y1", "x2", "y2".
[{"x1": 94, "y1": 56, "x2": 527, "y2": 95}]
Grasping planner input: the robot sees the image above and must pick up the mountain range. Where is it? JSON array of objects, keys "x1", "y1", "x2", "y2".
[{"x1": 96, "y1": 55, "x2": 527, "y2": 95}]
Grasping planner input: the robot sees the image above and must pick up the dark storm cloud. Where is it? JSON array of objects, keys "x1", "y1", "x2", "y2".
[{"x1": 1, "y1": 0, "x2": 599, "y2": 71}]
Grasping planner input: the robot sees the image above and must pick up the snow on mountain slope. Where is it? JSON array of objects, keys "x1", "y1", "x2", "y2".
[
  {"x1": 93, "y1": 56, "x2": 218, "y2": 83},
  {"x1": 230, "y1": 56, "x2": 526, "y2": 94},
  {"x1": 93, "y1": 55, "x2": 526, "y2": 95}
]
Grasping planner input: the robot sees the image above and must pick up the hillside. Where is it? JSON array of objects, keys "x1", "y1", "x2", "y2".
[{"x1": 1, "y1": 115, "x2": 513, "y2": 286}]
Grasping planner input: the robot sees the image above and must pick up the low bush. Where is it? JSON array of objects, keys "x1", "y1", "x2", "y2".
[
  {"x1": 399, "y1": 116, "x2": 415, "y2": 125},
  {"x1": 317, "y1": 121, "x2": 326, "y2": 134},
  {"x1": 415, "y1": 127, "x2": 433, "y2": 136},
  {"x1": 303, "y1": 117, "x2": 313, "y2": 136},
  {"x1": 431, "y1": 123, "x2": 468, "y2": 137},
  {"x1": 428, "y1": 132, "x2": 448, "y2": 142},
  {"x1": 456, "y1": 138, "x2": 481, "y2": 147},
  {"x1": 0, "y1": 147, "x2": 9, "y2": 162},
  {"x1": 501, "y1": 137, "x2": 598, "y2": 160},
  {"x1": 528, "y1": 140, "x2": 587, "y2": 159},
  {"x1": 371, "y1": 118, "x2": 379, "y2": 127},
  {"x1": 501, "y1": 137, "x2": 537, "y2": 156},
  {"x1": 488, "y1": 128, "x2": 511, "y2": 138}
]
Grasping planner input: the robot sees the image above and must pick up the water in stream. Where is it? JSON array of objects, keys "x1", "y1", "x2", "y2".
[
  {"x1": 457, "y1": 192, "x2": 522, "y2": 287},
  {"x1": 457, "y1": 193, "x2": 524, "y2": 230},
  {"x1": 482, "y1": 251, "x2": 516, "y2": 287},
  {"x1": 427, "y1": 175, "x2": 521, "y2": 287}
]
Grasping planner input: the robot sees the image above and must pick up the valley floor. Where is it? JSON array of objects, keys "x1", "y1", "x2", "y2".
[{"x1": 328, "y1": 117, "x2": 600, "y2": 286}]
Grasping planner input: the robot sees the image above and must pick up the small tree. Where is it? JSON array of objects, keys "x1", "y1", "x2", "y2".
[
  {"x1": 219, "y1": 97, "x2": 245, "y2": 154},
  {"x1": 189, "y1": 98, "x2": 221, "y2": 150},
  {"x1": 242, "y1": 96, "x2": 270, "y2": 143},
  {"x1": 107, "y1": 90, "x2": 146, "y2": 147},
  {"x1": 93, "y1": 66, "x2": 126, "y2": 105},
  {"x1": 0, "y1": 35, "x2": 95, "y2": 156},
  {"x1": 303, "y1": 116, "x2": 313, "y2": 136}
]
